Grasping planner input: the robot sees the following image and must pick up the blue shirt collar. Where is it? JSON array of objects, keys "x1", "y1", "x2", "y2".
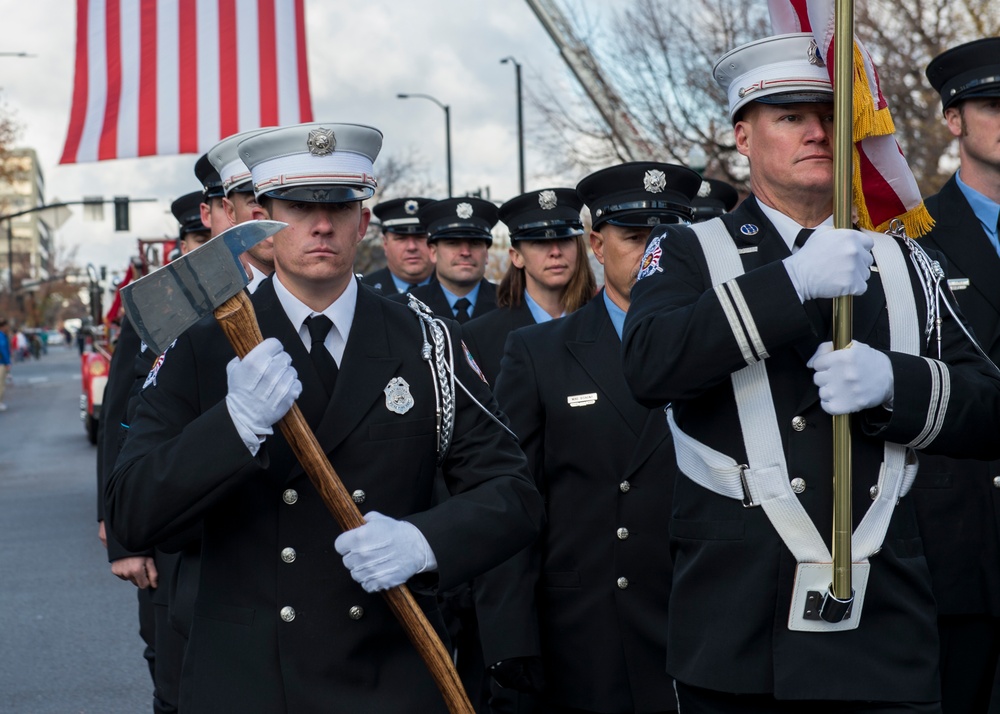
[
  {"x1": 390, "y1": 272, "x2": 432, "y2": 294},
  {"x1": 603, "y1": 289, "x2": 626, "y2": 340},
  {"x1": 524, "y1": 291, "x2": 563, "y2": 324},
  {"x1": 440, "y1": 283, "x2": 481, "y2": 313},
  {"x1": 956, "y1": 169, "x2": 1000, "y2": 250}
]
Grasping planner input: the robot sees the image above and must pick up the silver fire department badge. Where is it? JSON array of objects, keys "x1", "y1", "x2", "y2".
[
  {"x1": 384, "y1": 376, "x2": 414, "y2": 415},
  {"x1": 307, "y1": 127, "x2": 336, "y2": 156},
  {"x1": 538, "y1": 190, "x2": 558, "y2": 210},
  {"x1": 644, "y1": 169, "x2": 666, "y2": 193},
  {"x1": 456, "y1": 202, "x2": 474, "y2": 219},
  {"x1": 404, "y1": 199, "x2": 419, "y2": 215}
]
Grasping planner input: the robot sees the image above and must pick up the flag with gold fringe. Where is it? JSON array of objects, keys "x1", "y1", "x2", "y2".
[{"x1": 767, "y1": 0, "x2": 934, "y2": 237}]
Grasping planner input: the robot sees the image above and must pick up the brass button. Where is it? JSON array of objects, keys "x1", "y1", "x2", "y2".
[
  {"x1": 348, "y1": 606, "x2": 364, "y2": 620},
  {"x1": 282, "y1": 489, "x2": 298, "y2": 505},
  {"x1": 351, "y1": 489, "x2": 366, "y2": 505},
  {"x1": 790, "y1": 478, "x2": 806, "y2": 494},
  {"x1": 617, "y1": 527, "x2": 630, "y2": 540},
  {"x1": 869, "y1": 485, "x2": 879, "y2": 499},
  {"x1": 619, "y1": 481, "x2": 631, "y2": 493},
  {"x1": 280, "y1": 547, "x2": 296, "y2": 564},
  {"x1": 279, "y1": 606, "x2": 296, "y2": 622},
  {"x1": 791, "y1": 416, "x2": 807, "y2": 432},
  {"x1": 617, "y1": 577, "x2": 629, "y2": 590},
  {"x1": 993, "y1": 476, "x2": 1000, "y2": 489}
]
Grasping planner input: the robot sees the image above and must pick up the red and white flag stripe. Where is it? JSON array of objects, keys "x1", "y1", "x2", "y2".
[{"x1": 61, "y1": 0, "x2": 313, "y2": 164}]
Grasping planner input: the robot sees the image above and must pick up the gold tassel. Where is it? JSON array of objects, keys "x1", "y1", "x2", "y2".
[
  {"x1": 851, "y1": 43, "x2": 895, "y2": 143},
  {"x1": 875, "y1": 203, "x2": 936, "y2": 239}
]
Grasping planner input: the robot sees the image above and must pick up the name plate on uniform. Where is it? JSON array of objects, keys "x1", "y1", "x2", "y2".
[
  {"x1": 567, "y1": 393, "x2": 598, "y2": 408},
  {"x1": 947, "y1": 278, "x2": 970, "y2": 291},
  {"x1": 788, "y1": 561, "x2": 871, "y2": 632}
]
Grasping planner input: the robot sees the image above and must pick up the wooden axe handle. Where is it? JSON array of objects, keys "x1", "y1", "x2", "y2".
[{"x1": 214, "y1": 289, "x2": 474, "y2": 714}]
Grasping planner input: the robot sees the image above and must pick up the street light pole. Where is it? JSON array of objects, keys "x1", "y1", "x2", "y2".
[
  {"x1": 501, "y1": 57, "x2": 525, "y2": 194},
  {"x1": 397, "y1": 93, "x2": 453, "y2": 197}
]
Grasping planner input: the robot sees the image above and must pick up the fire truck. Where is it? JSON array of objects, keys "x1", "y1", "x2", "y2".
[{"x1": 80, "y1": 238, "x2": 177, "y2": 444}]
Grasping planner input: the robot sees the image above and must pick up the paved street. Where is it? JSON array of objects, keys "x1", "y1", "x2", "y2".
[{"x1": 0, "y1": 344, "x2": 149, "y2": 713}]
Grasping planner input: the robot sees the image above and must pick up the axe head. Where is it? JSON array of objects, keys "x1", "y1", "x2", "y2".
[{"x1": 121, "y1": 219, "x2": 286, "y2": 354}]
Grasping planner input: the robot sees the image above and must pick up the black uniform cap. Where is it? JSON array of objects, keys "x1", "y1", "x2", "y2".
[
  {"x1": 372, "y1": 197, "x2": 436, "y2": 235},
  {"x1": 498, "y1": 188, "x2": 584, "y2": 241},
  {"x1": 926, "y1": 38, "x2": 1000, "y2": 113},
  {"x1": 692, "y1": 178, "x2": 741, "y2": 222},
  {"x1": 194, "y1": 153, "x2": 225, "y2": 200},
  {"x1": 576, "y1": 162, "x2": 701, "y2": 229},
  {"x1": 170, "y1": 191, "x2": 208, "y2": 238},
  {"x1": 419, "y1": 197, "x2": 499, "y2": 247}
]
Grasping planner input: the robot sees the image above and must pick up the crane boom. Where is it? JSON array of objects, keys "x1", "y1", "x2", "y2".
[{"x1": 525, "y1": 0, "x2": 657, "y2": 160}]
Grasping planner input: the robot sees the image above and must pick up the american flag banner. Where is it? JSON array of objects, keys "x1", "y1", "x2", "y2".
[
  {"x1": 767, "y1": 0, "x2": 933, "y2": 237},
  {"x1": 61, "y1": 0, "x2": 313, "y2": 164}
]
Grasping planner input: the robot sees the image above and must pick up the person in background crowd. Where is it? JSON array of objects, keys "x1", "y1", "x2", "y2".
[{"x1": 363, "y1": 197, "x2": 437, "y2": 295}]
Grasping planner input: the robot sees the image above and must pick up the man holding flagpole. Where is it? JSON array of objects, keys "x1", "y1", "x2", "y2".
[{"x1": 622, "y1": 31, "x2": 1000, "y2": 713}]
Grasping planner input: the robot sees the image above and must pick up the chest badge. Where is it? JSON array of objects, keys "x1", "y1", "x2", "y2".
[{"x1": 384, "y1": 376, "x2": 414, "y2": 415}]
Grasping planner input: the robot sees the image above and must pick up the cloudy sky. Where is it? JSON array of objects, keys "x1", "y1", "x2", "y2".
[{"x1": 0, "y1": 0, "x2": 605, "y2": 274}]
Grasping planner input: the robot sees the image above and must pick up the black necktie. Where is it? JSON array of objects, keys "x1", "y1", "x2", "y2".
[
  {"x1": 453, "y1": 297, "x2": 472, "y2": 324},
  {"x1": 405, "y1": 283, "x2": 419, "y2": 294},
  {"x1": 305, "y1": 315, "x2": 338, "y2": 397},
  {"x1": 794, "y1": 228, "x2": 814, "y2": 249}
]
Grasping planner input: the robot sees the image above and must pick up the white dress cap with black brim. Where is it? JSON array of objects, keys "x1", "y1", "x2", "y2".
[
  {"x1": 238, "y1": 122, "x2": 383, "y2": 202},
  {"x1": 208, "y1": 127, "x2": 276, "y2": 196},
  {"x1": 499, "y1": 188, "x2": 585, "y2": 241},
  {"x1": 713, "y1": 32, "x2": 834, "y2": 123}
]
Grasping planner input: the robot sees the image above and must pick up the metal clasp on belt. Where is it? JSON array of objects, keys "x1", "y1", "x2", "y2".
[{"x1": 739, "y1": 464, "x2": 757, "y2": 508}]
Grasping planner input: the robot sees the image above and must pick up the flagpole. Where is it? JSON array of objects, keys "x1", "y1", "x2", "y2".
[{"x1": 831, "y1": 0, "x2": 855, "y2": 602}]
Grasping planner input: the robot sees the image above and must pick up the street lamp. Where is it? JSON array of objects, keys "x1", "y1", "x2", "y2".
[
  {"x1": 500, "y1": 56, "x2": 525, "y2": 194},
  {"x1": 397, "y1": 93, "x2": 453, "y2": 198}
]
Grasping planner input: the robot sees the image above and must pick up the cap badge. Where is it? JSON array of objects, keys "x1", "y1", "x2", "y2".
[
  {"x1": 538, "y1": 190, "x2": 558, "y2": 210},
  {"x1": 740, "y1": 223, "x2": 759, "y2": 236},
  {"x1": 456, "y1": 202, "x2": 474, "y2": 219},
  {"x1": 698, "y1": 181, "x2": 712, "y2": 198},
  {"x1": 307, "y1": 127, "x2": 336, "y2": 156},
  {"x1": 807, "y1": 39, "x2": 825, "y2": 67},
  {"x1": 384, "y1": 376, "x2": 414, "y2": 415},
  {"x1": 404, "y1": 199, "x2": 419, "y2": 215},
  {"x1": 545, "y1": 228, "x2": 556, "y2": 238},
  {"x1": 644, "y1": 169, "x2": 666, "y2": 194}
]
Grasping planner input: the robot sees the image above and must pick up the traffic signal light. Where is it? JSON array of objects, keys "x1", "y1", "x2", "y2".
[{"x1": 113, "y1": 196, "x2": 129, "y2": 232}]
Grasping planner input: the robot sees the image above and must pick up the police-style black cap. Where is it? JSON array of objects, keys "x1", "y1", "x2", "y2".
[
  {"x1": 577, "y1": 162, "x2": 701, "y2": 229},
  {"x1": 498, "y1": 188, "x2": 584, "y2": 241},
  {"x1": 926, "y1": 38, "x2": 1000, "y2": 113},
  {"x1": 170, "y1": 191, "x2": 208, "y2": 238},
  {"x1": 372, "y1": 197, "x2": 435, "y2": 235},
  {"x1": 692, "y1": 178, "x2": 740, "y2": 222},
  {"x1": 420, "y1": 197, "x2": 499, "y2": 246},
  {"x1": 194, "y1": 153, "x2": 225, "y2": 200}
]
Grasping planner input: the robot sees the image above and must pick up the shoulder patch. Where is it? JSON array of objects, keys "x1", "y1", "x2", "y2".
[
  {"x1": 142, "y1": 340, "x2": 176, "y2": 390},
  {"x1": 462, "y1": 340, "x2": 488, "y2": 383},
  {"x1": 637, "y1": 234, "x2": 664, "y2": 281}
]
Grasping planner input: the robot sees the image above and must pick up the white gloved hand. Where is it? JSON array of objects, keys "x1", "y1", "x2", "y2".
[
  {"x1": 225, "y1": 338, "x2": 302, "y2": 450},
  {"x1": 783, "y1": 227, "x2": 874, "y2": 302},
  {"x1": 334, "y1": 511, "x2": 438, "y2": 593},
  {"x1": 808, "y1": 341, "x2": 894, "y2": 415}
]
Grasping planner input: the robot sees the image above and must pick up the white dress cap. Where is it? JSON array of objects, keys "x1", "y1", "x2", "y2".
[
  {"x1": 713, "y1": 33, "x2": 834, "y2": 122},
  {"x1": 208, "y1": 127, "x2": 275, "y2": 196},
  {"x1": 238, "y1": 122, "x2": 383, "y2": 203}
]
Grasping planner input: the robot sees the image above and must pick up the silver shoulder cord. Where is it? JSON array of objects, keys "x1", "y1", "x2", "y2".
[
  {"x1": 887, "y1": 219, "x2": 1000, "y2": 374},
  {"x1": 405, "y1": 295, "x2": 517, "y2": 464}
]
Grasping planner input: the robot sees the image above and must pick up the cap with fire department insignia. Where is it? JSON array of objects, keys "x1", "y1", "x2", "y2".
[
  {"x1": 576, "y1": 162, "x2": 700, "y2": 229},
  {"x1": 926, "y1": 38, "x2": 1000, "y2": 113},
  {"x1": 420, "y1": 197, "x2": 499, "y2": 246},
  {"x1": 170, "y1": 191, "x2": 208, "y2": 238},
  {"x1": 499, "y1": 188, "x2": 584, "y2": 241},
  {"x1": 194, "y1": 153, "x2": 225, "y2": 200},
  {"x1": 372, "y1": 197, "x2": 436, "y2": 235},
  {"x1": 238, "y1": 122, "x2": 383, "y2": 203},
  {"x1": 692, "y1": 178, "x2": 741, "y2": 222},
  {"x1": 207, "y1": 128, "x2": 275, "y2": 196},
  {"x1": 713, "y1": 32, "x2": 834, "y2": 123}
]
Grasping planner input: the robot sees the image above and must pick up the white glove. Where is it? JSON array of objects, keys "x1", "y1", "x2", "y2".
[
  {"x1": 783, "y1": 227, "x2": 874, "y2": 302},
  {"x1": 808, "y1": 341, "x2": 894, "y2": 415},
  {"x1": 225, "y1": 338, "x2": 301, "y2": 453},
  {"x1": 334, "y1": 511, "x2": 438, "y2": 593}
]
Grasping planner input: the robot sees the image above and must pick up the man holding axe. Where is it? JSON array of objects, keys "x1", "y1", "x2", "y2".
[{"x1": 106, "y1": 122, "x2": 544, "y2": 713}]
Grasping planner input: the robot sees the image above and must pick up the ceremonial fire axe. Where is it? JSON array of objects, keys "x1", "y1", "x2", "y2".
[{"x1": 120, "y1": 220, "x2": 475, "y2": 714}]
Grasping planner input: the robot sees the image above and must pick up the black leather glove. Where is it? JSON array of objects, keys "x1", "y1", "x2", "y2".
[{"x1": 489, "y1": 656, "x2": 545, "y2": 694}]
